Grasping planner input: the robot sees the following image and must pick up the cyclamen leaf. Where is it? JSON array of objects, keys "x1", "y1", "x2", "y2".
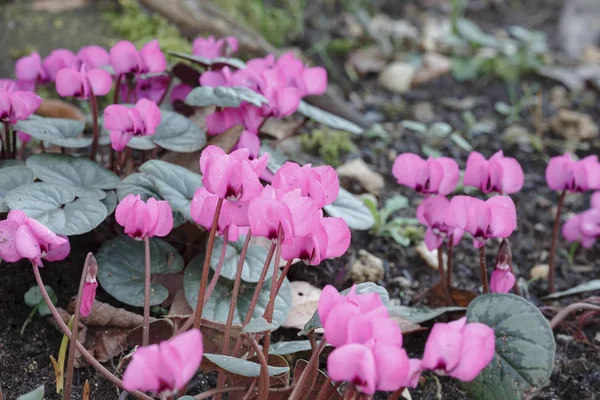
[
  {"x1": 153, "y1": 109, "x2": 207, "y2": 152},
  {"x1": 24, "y1": 285, "x2": 57, "y2": 316},
  {"x1": 269, "y1": 340, "x2": 313, "y2": 355},
  {"x1": 210, "y1": 236, "x2": 275, "y2": 283},
  {"x1": 169, "y1": 51, "x2": 247, "y2": 69},
  {"x1": 17, "y1": 385, "x2": 44, "y2": 400},
  {"x1": 542, "y1": 280, "x2": 600, "y2": 300},
  {"x1": 296, "y1": 101, "x2": 364, "y2": 135},
  {"x1": 324, "y1": 188, "x2": 375, "y2": 231},
  {"x1": 15, "y1": 116, "x2": 91, "y2": 148},
  {"x1": 462, "y1": 293, "x2": 555, "y2": 400},
  {"x1": 203, "y1": 353, "x2": 289, "y2": 377},
  {"x1": 186, "y1": 86, "x2": 268, "y2": 108},
  {"x1": 243, "y1": 317, "x2": 276, "y2": 333},
  {"x1": 0, "y1": 165, "x2": 34, "y2": 212},
  {"x1": 388, "y1": 305, "x2": 466, "y2": 324}
]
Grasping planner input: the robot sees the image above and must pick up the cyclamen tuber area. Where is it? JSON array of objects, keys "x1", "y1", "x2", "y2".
[{"x1": 0, "y1": 0, "x2": 599, "y2": 399}]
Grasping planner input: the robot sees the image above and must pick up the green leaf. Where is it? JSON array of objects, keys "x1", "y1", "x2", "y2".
[
  {"x1": 324, "y1": 188, "x2": 375, "y2": 231},
  {"x1": 400, "y1": 120, "x2": 428, "y2": 133},
  {"x1": 269, "y1": 340, "x2": 313, "y2": 355},
  {"x1": 456, "y1": 18, "x2": 498, "y2": 47},
  {"x1": 359, "y1": 193, "x2": 381, "y2": 230},
  {"x1": 153, "y1": 109, "x2": 207, "y2": 152},
  {"x1": 210, "y1": 236, "x2": 275, "y2": 283},
  {"x1": 5, "y1": 182, "x2": 107, "y2": 236},
  {"x1": 168, "y1": 51, "x2": 247, "y2": 69},
  {"x1": 542, "y1": 280, "x2": 600, "y2": 300},
  {"x1": 203, "y1": 353, "x2": 289, "y2": 377},
  {"x1": 0, "y1": 165, "x2": 34, "y2": 212},
  {"x1": 450, "y1": 132, "x2": 474, "y2": 152},
  {"x1": 184, "y1": 255, "x2": 292, "y2": 328},
  {"x1": 26, "y1": 154, "x2": 120, "y2": 195},
  {"x1": 24, "y1": 285, "x2": 57, "y2": 316},
  {"x1": 96, "y1": 236, "x2": 185, "y2": 307},
  {"x1": 296, "y1": 101, "x2": 363, "y2": 135},
  {"x1": 385, "y1": 227, "x2": 411, "y2": 246},
  {"x1": 380, "y1": 195, "x2": 409, "y2": 222},
  {"x1": 14, "y1": 116, "x2": 91, "y2": 148},
  {"x1": 428, "y1": 122, "x2": 453, "y2": 137},
  {"x1": 300, "y1": 283, "x2": 389, "y2": 336},
  {"x1": 243, "y1": 317, "x2": 276, "y2": 333},
  {"x1": 101, "y1": 190, "x2": 117, "y2": 215},
  {"x1": 388, "y1": 305, "x2": 466, "y2": 324},
  {"x1": 186, "y1": 86, "x2": 269, "y2": 108},
  {"x1": 462, "y1": 293, "x2": 555, "y2": 400},
  {"x1": 139, "y1": 160, "x2": 203, "y2": 220},
  {"x1": 17, "y1": 385, "x2": 44, "y2": 400},
  {"x1": 177, "y1": 397, "x2": 196, "y2": 400}
]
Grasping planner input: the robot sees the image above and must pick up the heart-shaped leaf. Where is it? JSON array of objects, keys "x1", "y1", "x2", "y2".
[
  {"x1": 269, "y1": 340, "x2": 313, "y2": 355},
  {"x1": 243, "y1": 317, "x2": 276, "y2": 333},
  {"x1": 101, "y1": 190, "x2": 117, "y2": 215},
  {"x1": 300, "y1": 283, "x2": 389, "y2": 336},
  {"x1": 461, "y1": 293, "x2": 555, "y2": 400},
  {"x1": 17, "y1": 385, "x2": 44, "y2": 400},
  {"x1": 0, "y1": 165, "x2": 34, "y2": 212},
  {"x1": 24, "y1": 285, "x2": 57, "y2": 316},
  {"x1": 15, "y1": 116, "x2": 91, "y2": 148},
  {"x1": 184, "y1": 255, "x2": 292, "y2": 328},
  {"x1": 387, "y1": 305, "x2": 466, "y2": 324},
  {"x1": 203, "y1": 353, "x2": 289, "y2": 377},
  {"x1": 296, "y1": 101, "x2": 363, "y2": 135},
  {"x1": 169, "y1": 51, "x2": 247, "y2": 69},
  {"x1": 96, "y1": 236, "x2": 185, "y2": 307},
  {"x1": 26, "y1": 154, "x2": 120, "y2": 195},
  {"x1": 139, "y1": 160, "x2": 203, "y2": 220},
  {"x1": 153, "y1": 109, "x2": 206, "y2": 152},
  {"x1": 186, "y1": 86, "x2": 268, "y2": 108},
  {"x1": 211, "y1": 236, "x2": 275, "y2": 283},
  {"x1": 324, "y1": 188, "x2": 375, "y2": 231},
  {"x1": 5, "y1": 182, "x2": 107, "y2": 236}
]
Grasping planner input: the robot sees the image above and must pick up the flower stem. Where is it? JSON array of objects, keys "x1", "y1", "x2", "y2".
[
  {"x1": 262, "y1": 227, "x2": 283, "y2": 358},
  {"x1": 143, "y1": 237, "x2": 151, "y2": 347},
  {"x1": 276, "y1": 260, "x2": 293, "y2": 293},
  {"x1": 388, "y1": 387, "x2": 407, "y2": 400},
  {"x1": 479, "y1": 247, "x2": 489, "y2": 293},
  {"x1": 446, "y1": 234, "x2": 454, "y2": 287},
  {"x1": 548, "y1": 190, "x2": 566, "y2": 293},
  {"x1": 64, "y1": 253, "x2": 93, "y2": 400},
  {"x1": 549, "y1": 303, "x2": 600, "y2": 329},
  {"x1": 437, "y1": 245, "x2": 453, "y2": 306},
  {"x1": 157, "y1": 74, "x2": 173, "y2": 107},
  {"x1": 203, "y1": 227, "x2": 229, "y2": 304},
  {"x1": 0, "y1": 122, "x2": 7, "y2": 159},
  {"x1": 231, "y1": 241, "x2": 277, "y2": 356},
  {"x1": 88, "y1": 82, "x2": 99, "y2": 161},
  {"x1": 193, "y1": 197, "x2": 224, "y2": 329},
  {"x1": 288, "y1": 339, "x2": 328, "y2": 400},
  {"x1": 246, "y1": 333, "x2": 269, "y2": 400},
  {"x1": 113, "y1": 74, "x2": 123, "y2": 104},
  {"x1": 31, "y1": 263, "x2": 153, "y2": 400}
]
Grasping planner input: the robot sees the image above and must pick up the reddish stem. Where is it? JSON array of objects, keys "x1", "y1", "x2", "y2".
[
  {"x1": 276, "y1": 260, "x2": 293, "y2": 293},
  {"x1": 87, "y1": 81, "x2": 99, "y2": 161},
  {"x1": 246, "y1": 334, "x2": 269, "y2": 400},
  {"x1": 0, "y1": 122, "x2": 7, "y2": 159},
  {"x1": 113, "y1": 74, "x2": 123, "y2": 104},
  {"x1": 388, "y1": 387, "x2": 407, "y2": 400},
  {"x1": 288, "y1": 339, "x2": 328, "y2": 400},
  {"x1": 203, "y1": 228, "x2": 229, "y2": 304},
  {"x1": 446, "y1": 234, "x2": 454, "y2": 287},
  {"x1": 548, "y1": 190, "x2": 566, "y2": 293},
  {"x1": 438, "y1": 245, "x2": 453, "y2": 306},
  {"x1": 479, "y1": 247, "x2": 489, "y2": 293},
  {"x1": 143, "y1": 237, "x2": 151, "y2": 346},
  {"x1": 262, "y1": 227, "x2": 283, "y2": 357},
  {"x1": 157, "y1": 74, "x2": 173, "y2": 107}
]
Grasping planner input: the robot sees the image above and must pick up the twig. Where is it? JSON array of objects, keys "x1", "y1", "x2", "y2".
[
  {"x1": 549, "y1": 303, "x2": 600, "y2": 329},
  {"x1": 446, "y1": 235, "x2": 454, "y2": 287}
]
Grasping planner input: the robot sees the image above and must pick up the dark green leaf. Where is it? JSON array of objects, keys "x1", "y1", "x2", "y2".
[
  {"x1": 210, "y1": 236, "x2": 275, "y2": 283},
  {"x1": 15, "y1": 116, "x2": 91, "y2": 148},
  {"x1": 297, "y1": 101, "x2": 363, "y2": 134},
  {"x1": 24, "y1": 285, "x2": 57, "y2": 316},
  {"x1": 0, "y1": 165, "x2": 34, "y2": 212},
  {"x1": 101, "y1": 190, "x2": 117, "y2": 215},
  {"x1": 462, "y1": 293, "x2": 555, "y2": 400},
  {"x1": 388, "y1": 305, "x2": 466, "y2": 324},
  {"x1": 324, "y1": 188, "x2": 375, "y2": 230},
  {"x1": 186, "y1": 86, "x2": 268, "y2": 108},
  {"x1": 243, "y1": 317, "x2": 276, "y2": 333},
  {"x1": 203, "y1": 353, "x2": 289, "y2": 377},
  {"x1": 169, "y1": 51, "x2": 247, "y2": 69},
  {"x1": 96, "y1": 236, "x2": 185, "y2": 307},
  {"x1": 269, "y1": 340, "x2": 313, "y2": 355},
  {"x1": 153, "y1": 109, "x2": 206, "y2": 152}
]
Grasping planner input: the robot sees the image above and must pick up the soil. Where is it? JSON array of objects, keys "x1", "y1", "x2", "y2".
[{"x1": 1, "y1": 0, "x2": 600, "y2": 399}]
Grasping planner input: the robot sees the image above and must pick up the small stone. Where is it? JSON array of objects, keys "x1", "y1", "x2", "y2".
[
  {"x1": 337, "y1": 158, "x2": 385, "y2": 196},
  {"x1": 283, "y1": 281, "x2": 322, "y2": 330},
  {"x1": 503, "y1": 124, "x2": 533, "y2": 146},
  {"x1": 549, "y1": 86, "x2": 569, "y2": 109},
  {"x1": 350, "y1": 250, "x2": 385, "y2": 283},
  {"x1": 412, "y1": 102, "x2": 435, "y2": 123},
  {"x1": 550, "y1": 109, "x2": 599, "y2": 140},
  {"x1": 531, "y1": 264, "x2": 549, "y2": 280},
  {"x1": 379, "y1": 62, "x2": 416, "y2": 93},
  {"x1": 392, "y1": 276, "x2": 412, "y2": 288},
  {"x1": 412, "y1": 52, "x2": 451, "y2": 86},
  {"x1": 594, "y1": 332, "x2": 600, "y2": 343},
  {"x1": 416, "y1": 242, "x2": 446, "y2": 271},
  {"x1": 556, "y1": 333, "x2": 574, "y2": 343},
  {"x1": 583, "y1": 46, "x2": 600, "y2": 64},
  {"x1": 348, "y1": 46, "x2": 388, "y2": 75}
]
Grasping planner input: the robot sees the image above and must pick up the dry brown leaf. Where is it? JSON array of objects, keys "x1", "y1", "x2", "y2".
[
  {"x1": 84, "y1": 326, "x2": 130, "y2": 363},
  {"x1": 207, "y1": 125, "x2": 244, "y2": 153},
  {"x1": 423, "y1": 283, "x2": 477, "y2": 308},
  {"x1": 127, "y1": 319, "x2": 176, "y2": 346},
  {"x1": 36, "y1": 99, "x2": 86, "y2": 121},
  {"x1": 168, "y1": 288, "x2": 194, "y2": 316},
  {"x1": 68, "y1": 299, "x2": 144, "y2": 329},
  {"x1": 283, "y1": 281, "x2": 321, "y2": 330},
  {"x1": 260, "y1": 118, "x2": 301, "y2": 141}
]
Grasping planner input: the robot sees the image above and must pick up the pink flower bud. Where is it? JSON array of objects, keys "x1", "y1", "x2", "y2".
[
  {"x1": 109, "y1": 40, "x2": 166, "y2": 76},
  {"x1": 77, "y1": 45, "x2": 110, "y2": 69},
  {"x1": 192, "y1": 36, "x2": 238, "y2": 59},
  {"x1": 15, "y1": 52, "x2": 49, "y2": 84},
  {"x1": 80, "y1": 254, "x2": 98, "y2": 318}
]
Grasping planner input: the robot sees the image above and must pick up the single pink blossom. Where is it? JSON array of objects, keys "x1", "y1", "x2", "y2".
[
  {"x1": 0, "y1": 210, "x2": 68, "y2": 267},
  {"x1": 77, "y1": 45, "x2": 110, "y2": 69},
  {"x1": 123, "y1": 329, "x2": 203, "y2": 395},
  {"x1": 546, "y1": 153, "x2": 600, "y2": 192},
  {"x1": 55, "y1": 65, "x2": 112, "y2": 99},
  {"x1": 119, "y1": 75, "x2": 170, "y2": 104},
  {"x1": 0, "y1": 81, "x2": 43, "y2": 123},
  {"x1": 17, "y1": 131, "x2": 32, "y2": 143},
  {"x1": 109, "y1": 40, "x2": 166, "y2": 76},
  {"x1": 15, "y1": 52, "x2": 49, "y2": 84},
  {"x1": 272, "y1": 162, "x2": 339, "y2": 208},
  {"x1": 199, "y1": 145, "x2": 268, "y2": 201},
  {"x1": 80, "y1": 256, "x2": 98, "y2": 318},
  {"x1": 232, "y1": 130, "x2": 260, "y2": 159},
  {"x1": 104, "y1": 98, "x2": 162, "y2": 151},
  {"x1": 259, "y1": 68, "x2": 301, "y2": 117},
  {"x1": 392, "y1": 153, "x2": 460, "y2": 195},
  {"x1": 421, "y1": 317, "x2": 495, "y2": 382},
  {"x1": 205, "y1": 104, "x2": 263, "y2": 136},
  {"x1": 43, "y1": 49, "x2": 80, "y2": 81},
  {"x1": 192, "y1": 36, "x2": 238, "y2": 59},
  {"x1": 463, "y1": 150, "x2": 524, "y2": 194},
  {"x1": 275, "y1": 52, "x2": 327, "y2": 97},
  {"x1": 562, "y1": 209, "x2": 600, "y2": 249},
  {"x1": 416, "y1": 196, "x2": 463, "y2": 251},
  {"x1": 190, "y1": 187, "x2": 249, "y2": 241},
  {"x1": 445, "y1": 195, "x2": 517, "y2": 248},
  {"x1": 115, "y1": 194, "x2": 173, "y2": 240},
  {"x1": 281, "y1": 216, "x2": 350, "y2": 265},
  {"x1": 490, "y1": 268, "x2": 516, "y2": 293}
]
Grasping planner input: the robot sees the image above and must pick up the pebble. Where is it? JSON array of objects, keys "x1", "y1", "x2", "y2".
[
  {"x1": 350, "y1": 250, "x2": 385, "y2": 283},
  {"x1": 337, "y1": 158, "x2": 385, "y2": 196},
  {"x1": 531, "y1": 264, "x2": 549, "y2": 280},
  {"x1": 379, "y1": 62, "x2": 416, "y2": 93}
]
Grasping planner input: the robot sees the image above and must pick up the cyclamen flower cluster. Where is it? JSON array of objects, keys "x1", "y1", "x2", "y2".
[
  {"x1": 191, "y1": 146, "x2": 351, "y2": 265},
  {"x1": 319, "y1": 285, "x2": 495, "y2": 394}
]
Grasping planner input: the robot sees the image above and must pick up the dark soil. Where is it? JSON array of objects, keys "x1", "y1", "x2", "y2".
[{"x1": 1, "y1": 0, "x2": 600, "y2": 399}]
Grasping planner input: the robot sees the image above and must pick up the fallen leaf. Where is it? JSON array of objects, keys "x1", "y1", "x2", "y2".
[
  {"x1": 423, "y1": 283, "x2": 477, "y2": 308},
  {"x1": 68, "y1": 299, "x2": 144, "y2": 329},
  {"x1": 337, "y1": 158, "x2": 385, "y2": 196},
  {"x1": 416, "y1": 242, "x2": 446, "y2": 271},
  {"x1": 84, "y1": 326, "x2": 130, "y2": 363},
  {"x1": 208, "y1": 125, "x2": 244, "y2": 153},
  {"x1": 387, "y1": 313, "x2": 425, "y2": 334},
  {"x1": 36, "y1": 99, "x2": 86, "y2": 121},
  {"x1": 168, "y1": 288, "x2": 194, "y2": 316},
  {"x1": 260, "y1": 118, "x2": 301, "y2": 141},
  {"x1": 283, "y1": 281, "x2": 321, "y2": 330},
  {"x1": 127, "y1": 319, "x2": 176, "y2": 346}
]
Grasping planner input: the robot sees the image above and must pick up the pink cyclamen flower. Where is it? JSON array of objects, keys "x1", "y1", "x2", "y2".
[
  {"x1": 0, "y1": 210, "x2": 69, "y2": 267},
  {"x1": 562, "y1": 209, "x2": 600, "y2": 249},
  {"x1": 200, "y1": 145, "x2": 268, "y2": 201},
  {"x1": 417, "y1": 196, "x2": 464, "y2": 251},
  {"x1": 282, "y1": 216, "x2": 350, "y2": 265},
  {"x1": 15, "y1": 52, "x2": 49, "y2": 84},
  {"x1": 56, "y1": 65, "x2": 112, "y2": 100},
  {"x1": 546, "y1": 154, "x2": 600, "y2": 192},
  {"x1": 43, "y1": 49, "x2": 80, "y2": 81},
  {"x1": 0, "y1": 81, "x2": 43, "y2": 123},
  {"x1": 109, "y1": 40, "x2": 166, "y2": 76},
  {"x1": 80, "y1": 256, "x2": 98, "y2": 318},
  {"x1": 274, "y1": 52, "x2": 328, "y2": 97},
  {"x1": 232, "y1": 130, "x2": 261, "y2": 159},
  {"x1": 17, "y1": 131, "x2": 32, "y2": 143},
  {"x1": 192, "y1": 36, "x2": 238, "y2": 59},
  {"x1": 119, "y1": 75, "x2": 170, "y2": 104},
  {"x1": 421, "y1": 317, "x2": 495, "y2": 382},
  {"x1": 104, "y1": 98, "x2": 162, "y2": 151},
  {"x1": 77, "y1": 45, "x2": 110, "y2": 69},
  {"x1": 392, "y1": 153, "x2": 460, "y2": 196},
  {"x1": 592, "y1": 191, "x2": 600, "y2": 210},
  {"x1": 463, "y1": 150, "x2": 524, "y2": 194},
  {"x1": 445, "y1": 195, "x2": 517, "y2": 248},
  {"x1": 272, "y1": 162, "x2": 340, "y2": 208},
  {"x1": 123, "y1": 329, "x2": 203, "y2": 396},
  {"x1": 490, "y1": 239, "x2": 515, "y2": 293},
  {"x1": 115, "y1": 195, "x2": 173, "y2": 240},
  {"x1": 170, "y1": 83, "x2": 193, "y2": 104},
  {"x1": 190, "y1": 187, "x2": 249, "y2": 241}
]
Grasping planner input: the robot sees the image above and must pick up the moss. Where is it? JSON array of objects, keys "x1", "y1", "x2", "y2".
[{"x1": 299, "y1": 128, "x2": 356, "y2": 167}]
